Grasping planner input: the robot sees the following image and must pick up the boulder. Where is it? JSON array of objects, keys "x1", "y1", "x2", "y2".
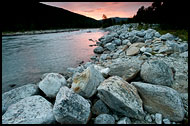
[
  {"x1": 92, "y1": 99, "x2": 110, "y2": 115},
  {"x1": 93, "y1": 46, "x2": 104, "y2": 54},
  {"x1": 117, "y1": 117, "x2": 131, "y2": 124},
  {"x1": 158, "y1": 45, "x2": 173, "y2": 54},
  {"x1": 97, "y1": 76, "x2": 145, "y2": 120},
  {"x1": 154, "y1": 32, "x2": 161, "y2": 38},
  {"x1": 126, "y1": 46, "x2": 140, "y2": 56},
  {"x1": 2, "y1": 95, "x2": 55, "y2": 124},
  {"x1": 140, "y1": 60, "x2": 174, "y2": 86},
  {"x1": 145, "y1": 114, "x2": 152, "y2": 123},
  {"x1": 108, "y1": 60, "x2": 141, "y2": 81},
  {"x1": 71, "y1": 65, "x2": 104, "y2": 98},
  {"x1": 160, "y1": 33, "x2": 175, "y2": 41},
  {"x1": 131, "y1": 82, "x2": 185, "y2": 122},
  {"x1": 53, "y1": 86, "x2": 91, "y2": 124},
  {"x1": 94, "y1": 114, "x2": 115, "y2": 124},
  {"x1": 130, "y1": 42, "x2": 145, "y2": 48},
  {"x1": 104, "y1": 43, "x2": 116, "y2": 51},
  {"x1": 2, "y1": 84, "x2": 39, "y2": 114},
  {"x1": 38, "y1": 73, "x2": 67, "y2": 98},
  {"x1": 179, "y1": 43, "x2": 188, "y2": 52}
]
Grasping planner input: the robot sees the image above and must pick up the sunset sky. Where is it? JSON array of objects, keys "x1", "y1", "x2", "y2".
[{"x1": 41, "y1": 2, "x2": 153, "y2": 20}]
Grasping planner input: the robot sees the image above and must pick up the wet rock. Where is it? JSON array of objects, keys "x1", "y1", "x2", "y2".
[
  {"x1": 2, "y1": 84, "x2": 39, "y2": 114},
  {"x1": 117, "y1": 117, "x2": 131, "y2": 124},
  {"x1": 94, "y1": 114, "x2": 115, "y2": 124},
  {"x1": 140, "y1": 60, "x2": 174, "y2": 86},
  {"x1": 93, "y1": 46, "x2": 104, "y2": 54},
  {"x1": 155, "y1": 113, "x2": 162, "y2": 124},
  {"x1": 38, "y1": 73, "x2": 67, "y2": 98},
  {"x1": 158, "y1": 46, "x2": 173, "y2": 54},
  {"x1": 131, "y1": 82, "x2": 185, "y2": 121},
  {"x1": 97, "y1": 76, "x2": 145, "y2": 120},
  {"x1": 108, "y1": 59, "x2": 142, "y2": 81},
  {"x1": 100, "y1": 54, "x2": 108, "y2": 60},
  {"x1": 53, "y1": 86, "x2": 91, "y2": 124},
  {"x1": 3, "y1": 95, "x2": 55, "y2": 124},
  {"x1": 71, "y1": 65, "x2": 104, "y2": 98},
  {"x1": 93, "y1": 65, "x2": 110, "y2": 78},
  {"x1": 92, "y1": 99, "x2": 110, "y2": 115},
  {"x1": 105, "y1": 43, "x2": 116, "y2": 51},
  {"x1": 130, "y1": 42, "x2": 145, "y2": 48}
]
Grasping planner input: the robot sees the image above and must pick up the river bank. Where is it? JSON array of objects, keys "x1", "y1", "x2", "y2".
[
  {"x1": 2, "y1": 23, "x2": 188, "y2": 124},
  {"x1": 2, "y1": 28, "x2": 94, "y2": 36}
]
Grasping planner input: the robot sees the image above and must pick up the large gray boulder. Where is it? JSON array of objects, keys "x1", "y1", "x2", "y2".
[
  {"x1": 2, "y1": 84, "x2": 39, "y2": 114},
  {"x1": 93, "y1": 46, "x2": 104, "y2": 54},
  {"x1": 97, "y1": 76, "x2": 145, "y2": 120},
  {"x1": 117, "y1": 117, "x2": 131, "y2": 124},
  {"x1": 131, "y1": 82, "x2": 185, "y2": 122},
  {"x1": 113, "y1": 39, "x2": 122, "y2": 46},
  {"x1": 140, "y1": 60, "x2": 174, "y2": 87},
  {"x1": 38, "y1": 73, "x2": 67, "y2": 98},
  {"x1": 92, "y1": 99, "x2": 110, "y2": 115},
  {"x1": 71, "y1": 65, "x2": 104, "y2": 98},
  {"x1": 94, "y1": 114, "x2": 115, "y2": 124},
  {"x1": 108, "y1": 59, "x2": 142, "y2": 81},
  {"x1": 53, "y1": 86, "x2": 91, "y2": 124},
  {"x1": 2, "y1": 95, "x2": 55, "y2": 124}
]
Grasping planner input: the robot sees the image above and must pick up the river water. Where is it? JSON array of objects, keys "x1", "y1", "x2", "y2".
[{"x1": 2, "y1": 29, "x2": 108, "y2": 93}]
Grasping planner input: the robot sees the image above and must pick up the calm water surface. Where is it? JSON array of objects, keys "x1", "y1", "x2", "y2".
[{"x1": 2, "y1": 29, "x2": 108, "y2": 93}]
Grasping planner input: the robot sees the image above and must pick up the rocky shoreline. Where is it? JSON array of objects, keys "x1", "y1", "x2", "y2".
[{"x1": 2, "y1": 23, "x2": 188, "y2": 124}]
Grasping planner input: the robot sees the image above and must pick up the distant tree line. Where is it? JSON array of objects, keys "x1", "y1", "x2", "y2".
[{"x1": 128, "y1": 1, "x2": 188, "y2": 29}]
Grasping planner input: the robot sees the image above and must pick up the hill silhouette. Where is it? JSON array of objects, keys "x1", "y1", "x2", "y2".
[{"x1": 2, "y1": 2, "x2": 101, "y2": 32}]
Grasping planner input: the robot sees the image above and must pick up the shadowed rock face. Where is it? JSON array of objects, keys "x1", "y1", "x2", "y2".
[
  {"x1": 140, "y1": 60, "x2": 174, "y2": 86},
  {"x1": 97, "y1": 76, "x2": 145, "y2": 120},
  {"x1": 53, "y1": 86, "x2": 91, "y2": 124},
  {"x1": 2, "y1": 95, "x2": 56, "y2": 124},
  {"x1": 71, "y1": 65, "x2": 104, "y2": 98},
  {"x1": 131, "y1": 82, "x2": 185, "y2": 122}
]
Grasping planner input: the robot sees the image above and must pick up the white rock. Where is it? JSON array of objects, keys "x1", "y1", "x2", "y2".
[
  {"x1": 2, "y1": 84, "x2": 39, "y2": 114},
  {"x1": 97, "y1": 76, "x2": 145, "y2": 120},
  {"x1": 163, "y1": 118, "x2": 171, "y2": 124},
  {"x1": 2, "y1": 95, "x2": 55, "y2": 124},
  {"x1": 155, "y1": 113, "x2": 162, "y2": 124},
  {"x1": 39, "y1": 73, "x2": 67, "y2": 98},
  {"x1": 117, "y1": 117, "x2": 131, "y2": 124},
  {"x1": 131, "y1": 82, "x2": 185, "y2": 121},
  {"x1": 53, "y1": 86, "x2": 91, "y2": 124}
]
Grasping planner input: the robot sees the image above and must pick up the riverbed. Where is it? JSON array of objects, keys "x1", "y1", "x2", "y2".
[{"x1": 2, "y1": 29, "x2": 108, "y2": 93}]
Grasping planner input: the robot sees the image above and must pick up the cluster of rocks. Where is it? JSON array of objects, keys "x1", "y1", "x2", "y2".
[{"x1": 2, "y1": 23, "x2": 188, "y2": 124}]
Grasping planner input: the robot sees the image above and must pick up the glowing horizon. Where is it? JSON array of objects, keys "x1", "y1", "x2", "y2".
[{"x1": 41, "y1": 2, "x2": 153, "y2": 20}]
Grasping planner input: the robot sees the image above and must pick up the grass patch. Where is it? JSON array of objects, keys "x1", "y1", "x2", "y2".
[{"x1": 136, "y1": 24, "x2": 188, "y2": 41}]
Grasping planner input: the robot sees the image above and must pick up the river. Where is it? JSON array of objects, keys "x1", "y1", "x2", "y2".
[{"x1": 2, "y1": 29, "x2": 108, "y2": 93}]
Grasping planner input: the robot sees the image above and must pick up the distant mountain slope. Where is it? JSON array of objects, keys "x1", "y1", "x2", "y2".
[{"x1": 2, "y1": 2, "x2": 101, "y2": 32}]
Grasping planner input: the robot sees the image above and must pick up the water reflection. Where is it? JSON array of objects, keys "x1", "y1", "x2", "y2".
[{"x1": 2, "y1": 29, "x2": 108, "y2": 93}]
